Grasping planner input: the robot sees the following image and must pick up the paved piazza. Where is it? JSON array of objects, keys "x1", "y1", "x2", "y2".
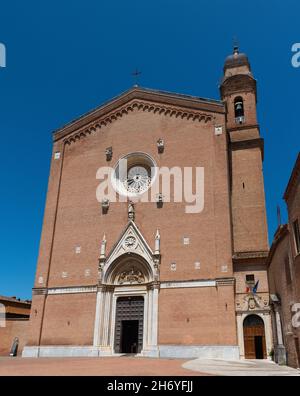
[
  {"x1": 183, "y1": 359, "x2": 300, "y2": 376},
  {"x1": 0, "y1": 357, "x2": 299, "y2": 376},
  {"x1": 0, "y1": 357, "x2": 204, "y2": 376}
]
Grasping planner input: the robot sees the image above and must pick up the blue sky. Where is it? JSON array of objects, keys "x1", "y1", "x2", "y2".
[{"x1": 0, "y1": 0, "x2": 299, "y2": 299}]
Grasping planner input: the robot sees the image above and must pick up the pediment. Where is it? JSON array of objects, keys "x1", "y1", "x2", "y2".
[
  {"x1": 103, "y1": 221, "x2": 155, "y2": 275},
  {"x1": 54, "y1": 87, "x2": 224, "y2": 144}
]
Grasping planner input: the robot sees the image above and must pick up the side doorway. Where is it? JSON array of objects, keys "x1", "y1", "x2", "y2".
[{"x1": 243, "y1": 315, "x2": 267, "y2": 359}]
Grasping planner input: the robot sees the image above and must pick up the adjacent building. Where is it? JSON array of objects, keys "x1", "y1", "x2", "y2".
[
  {"x1": 0, "y1": 296, "x2": 31, "y2": 356},
  {"x1": 268, "y1": 153, "x2": 300, "y2": 368}
]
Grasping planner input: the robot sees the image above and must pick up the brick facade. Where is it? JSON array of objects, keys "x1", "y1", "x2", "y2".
[{"x1": 19, "y1": 48, "x2": 273, "y2": 359}]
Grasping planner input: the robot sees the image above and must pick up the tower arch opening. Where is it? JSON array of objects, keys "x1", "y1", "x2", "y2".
[{"x1": 234, "y1": 96, "x2": 245, "y2": 124}]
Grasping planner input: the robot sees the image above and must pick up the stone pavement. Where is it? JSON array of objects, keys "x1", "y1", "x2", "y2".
[
  {"x1": 0, "y1": 356, "x2": 299, "y2": 376},
  {"x1": 0, "y1": 356, "x2": 205, "y2": 376},
  {"x1": 183, "y1": 358, "x2": 300, "y2": 376}
]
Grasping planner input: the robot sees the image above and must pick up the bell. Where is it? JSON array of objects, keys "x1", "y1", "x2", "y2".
[{"x1": 235, "y1": 102, "x2": 243, "y2": 111}]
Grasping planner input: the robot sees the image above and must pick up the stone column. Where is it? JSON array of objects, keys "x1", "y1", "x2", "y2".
[
  {"x1": 274, "y1": 308, "x2": 287, "y2": 365},
  {"x1": 102, "y1": 289, "x2": 112, "y2": 346},
  {"x1": 147, "y1": 287, "x2": 153, "y2": 347},
  {"x1": 93, "y1": 287, "x2": 105, "y2": 347},
  {"x1": 236, "y1": 313, "x2": 244, "y2": 359},
  {"x1": 151, "y1": 284, "x2": 159, "y2": 347},
  {"x1": 95, "y1": 286, "x2": 114, "y2": 356},
  {"x1": 275, "y1": 310, "x2": 284, "y2": 345},
  {"x1": 263, "y1": 312, "x2": 274, "y2": 360}
]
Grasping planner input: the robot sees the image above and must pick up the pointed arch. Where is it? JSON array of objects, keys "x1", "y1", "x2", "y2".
[{"x1": 101, "y1": 221, "x2": 158, "y2": 284}]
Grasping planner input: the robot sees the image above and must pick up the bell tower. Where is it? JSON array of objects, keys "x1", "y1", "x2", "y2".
[{"x1": 220, "y1": 46, "x2": 269, "y2": 255}]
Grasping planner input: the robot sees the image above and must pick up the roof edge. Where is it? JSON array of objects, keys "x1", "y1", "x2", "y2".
[
  {"x1": 266, "y1": 224, "x2": 289, "y2": 267},
  {"x1": 283, "y1": 153, "x2": 300, "y2": 201},
  {"x1": 52, "y1": 86, "x2": 225, "y2": 142}
]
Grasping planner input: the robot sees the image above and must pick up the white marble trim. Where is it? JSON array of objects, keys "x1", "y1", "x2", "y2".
[
  {"x1": 45, "y1": 280, "x2": 217, "y2": 296},
  {"x1": 161, "y1": 280, "x2": 216, "y2": 289},
  {"x1": 48, "y1": 286, "x2": 97, "y2": 295}
]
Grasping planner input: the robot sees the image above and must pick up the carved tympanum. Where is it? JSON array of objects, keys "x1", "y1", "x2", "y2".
[{"x1": 117, "y1": 267, "x2": 145, "y2": 285}]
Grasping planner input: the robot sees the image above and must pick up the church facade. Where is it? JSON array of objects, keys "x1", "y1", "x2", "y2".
[{"x1": 23, "y1": 48, "x2": 273, "y2": 359}]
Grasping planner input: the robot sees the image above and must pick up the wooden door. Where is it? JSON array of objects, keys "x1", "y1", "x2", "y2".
[
  {"x1": 114, "y1": 296, "x2": 144, "y2": 354},
  {"x1": 243, "y1": 315, "x2": 267, "y2": 359}
]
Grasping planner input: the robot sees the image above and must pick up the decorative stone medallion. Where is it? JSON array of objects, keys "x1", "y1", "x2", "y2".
[{"x1": 123, "y1": 235, "x2": 137, "y2": 250}]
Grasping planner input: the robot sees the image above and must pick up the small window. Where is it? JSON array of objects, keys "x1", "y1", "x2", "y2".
[
  {"x1": 293, "y1": 219, "x2": 300, "y2": 254},
  {"x1": 234, "y1": 96, "x2": 245, "y2": 124},
  {"x1": 245, "y1": 274, "x2": 255, "y2": 284}
]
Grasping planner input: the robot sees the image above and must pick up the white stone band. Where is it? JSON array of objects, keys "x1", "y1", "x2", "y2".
[
  {"x1": 160, "y1": 280, "x2": 216, "y2": 289},
  {"x1": 47, "y1": 286, "x2": 97, "y2": 295},
  {"x1": 43, "y1": 280, "x2": 217, "y2": 296}
]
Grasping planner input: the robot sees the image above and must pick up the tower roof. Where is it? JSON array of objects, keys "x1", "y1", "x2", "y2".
[{"x1": 224, "y1": 46, "x2": 251, "y2": 72}]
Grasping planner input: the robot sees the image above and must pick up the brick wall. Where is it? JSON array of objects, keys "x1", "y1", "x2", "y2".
[
  {"x1": 0, "y1": 319, "x2": 29, "y2": 356},
  {"x1": 158, "y1": 286, "x2": 236, "y2": 345}
]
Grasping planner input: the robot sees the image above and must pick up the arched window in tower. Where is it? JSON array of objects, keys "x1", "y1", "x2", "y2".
[{"x1": 234, "y1": 97, "x2": 245, "y2": 124}]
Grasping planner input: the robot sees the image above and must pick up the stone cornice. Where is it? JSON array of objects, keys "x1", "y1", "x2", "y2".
[
  {"x1": 236, "y1": 308, "x2": 271, "y2": 315},
  {"x1": 230, "y1": 137, "x2": 264, "y2": 160},
  {"x1": 220, "y1": 74, "x2": 257, "y2": 102},
  {"x1": 221, "y1": 73, "x2": 256, "y2": 87},
  {"x1": 230, "y1": 137, "x2": 264, "y2": 151},
  {"x1": 215, "y1": 277, "x2": 235, "y2": 287},
  {"x1": 32, "y1": 288, "x2": 47, "y2": 295},
  {"x1": 233, "y1": 251, "x2": 269, "y2": 263},
  {"x1": 53, "y1": 87, "x2": 225, "y2": 144},
  {"x1": 227, "y1": 124, "x2": 260, "y2": 133}
]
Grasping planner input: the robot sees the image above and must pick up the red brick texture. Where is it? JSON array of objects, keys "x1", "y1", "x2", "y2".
[{"x1": 0, "y1": 320, "x2": 29, "y2": 356}]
